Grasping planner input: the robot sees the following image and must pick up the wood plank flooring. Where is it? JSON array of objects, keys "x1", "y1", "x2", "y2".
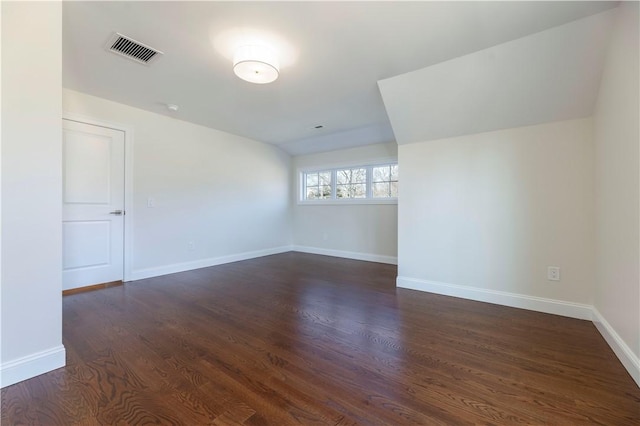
[{"x1": 2, "y1": 252, "x2": 639, "y2": 425}]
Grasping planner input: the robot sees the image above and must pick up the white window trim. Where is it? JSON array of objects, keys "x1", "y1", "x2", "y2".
[{"x1": 297, "y1": 159, "x2": 398, "y2": 205}]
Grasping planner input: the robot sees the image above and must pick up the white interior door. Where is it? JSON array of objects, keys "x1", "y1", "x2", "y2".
[{"x1": 62, "y1": 119, "x2": 125, "y2": 291}]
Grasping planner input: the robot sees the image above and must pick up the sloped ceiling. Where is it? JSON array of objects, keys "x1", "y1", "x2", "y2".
[
  {"x1": 378, "y1": 9, "x2": 617, "y2": 145},
  {"x1": 62, "y1": 1, "x2": 617, "y2": 155}
]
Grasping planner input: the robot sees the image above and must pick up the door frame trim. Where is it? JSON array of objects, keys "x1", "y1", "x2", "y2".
[{"x1": 62, "y1": 112, "x2": 134, "y2": 282}]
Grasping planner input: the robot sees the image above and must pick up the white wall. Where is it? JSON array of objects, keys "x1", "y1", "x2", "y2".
[
  {"x1": 293, "y1": 143, "x2": 398, "y2": 263},
  {"x1": 593, "y1": 1, "x2": 639, "y2": 385},
  {"x1": 379, "y1": 9, "x2": 615, "y2": 145},
  {"x1": 1, "y1": 2, "x2": 66, "y2": 387},
  {"x1": 63, "y1": 89, "x2": 292, "y2": 280},
  {"x1": 397, "y1": 118, "x2": 595, "y2": 318}
]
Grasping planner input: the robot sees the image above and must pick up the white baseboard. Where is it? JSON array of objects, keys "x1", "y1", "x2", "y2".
[
  {"x1": 397, "y1": 275, "x2": 640, "y2": 389},
  {"x1": 292, "y1": 245, "x2": 397, "y2": 265},
  {"x1": 132, "y1": 246, "x2": 396, "y2": 281},
  {"x1": 130, "y1": 246, "x2": 293, "y2": 281},
  {"x1": 396, "y1": 276, "x2": 593, "y2": 320},
  {"x1": 592, "y1": 308, "x2": 640, "y2": 387},
  {"x1": 1, "y1": 345, "x2": 66, "y2": 388}
]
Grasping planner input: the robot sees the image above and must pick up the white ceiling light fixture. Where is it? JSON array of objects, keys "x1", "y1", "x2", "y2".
[{"x1": 233, "y1": 45, "x2": 279, "y2": 84}]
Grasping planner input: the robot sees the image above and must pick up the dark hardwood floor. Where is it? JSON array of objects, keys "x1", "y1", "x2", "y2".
[{"x1": 2, "y1": 252, "x2": 639, "y2": 425}]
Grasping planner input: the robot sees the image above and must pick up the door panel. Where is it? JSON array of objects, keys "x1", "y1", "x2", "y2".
[
  {"x1": 63, "y1": 131, "x2": 112, "y2": 204},
  {"x1": 63, "y1": 221, "x2": 111, "y2": 269},
  {"x1": 62, "y1": 119, "x2": 125, "y2": 291}
]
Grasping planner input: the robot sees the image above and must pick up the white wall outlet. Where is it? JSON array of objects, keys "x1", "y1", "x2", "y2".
[
  {"x1": 147, "y1": 197, "x2": 155, "y2": 208},
  {"x1": 322, "y1": 231, "x2": 328, "y2": 241},
  {"x1": 547, "y1": 266, "x2": 561, "y2": 281},
  {"x1": 187, "y1": 241, "x2": 195, "y2": 251}
]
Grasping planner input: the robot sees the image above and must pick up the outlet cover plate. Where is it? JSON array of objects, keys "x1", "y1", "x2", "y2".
[{"x1": 547, "y1": 266, "x2": 561, "y2": 281}]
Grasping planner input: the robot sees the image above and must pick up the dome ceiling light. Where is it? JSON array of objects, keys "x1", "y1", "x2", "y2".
[{"x1": 233, "y1": 44, "x2": 279, "y2": 84}]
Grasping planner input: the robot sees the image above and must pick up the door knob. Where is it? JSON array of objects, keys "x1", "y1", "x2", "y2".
[{"x1": 109, "y1": 210, "x2": 124, "y2": 215}]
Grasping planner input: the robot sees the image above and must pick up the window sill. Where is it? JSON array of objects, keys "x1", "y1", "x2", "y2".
[{"x1": 297, "y1": 198, "x2": 398, "y2": 206}]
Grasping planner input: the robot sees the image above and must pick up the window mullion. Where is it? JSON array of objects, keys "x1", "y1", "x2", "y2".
[
  {"x1": 331, "y1": 169, "x2": 337, "y2": 199},
  {"x1": 302, "y1": 172, "x2": 306, "y2": 200},
  {"x1": 301, "y1": 162, "x2": 397, "y2": 202}
]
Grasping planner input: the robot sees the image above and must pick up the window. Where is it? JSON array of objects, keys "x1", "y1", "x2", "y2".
[
  {"x1": 336, "y1": 168, "x2": 366, "y2": 199},
  {"x1": 305, "y1": 171, "x2": 332, "y2": 199},
  {"x1": 372, "y1": 164, "x2": 398, "y2": 198},
  {"x1": 300, "y1": 162, "x2": 398, "y2": 203}
]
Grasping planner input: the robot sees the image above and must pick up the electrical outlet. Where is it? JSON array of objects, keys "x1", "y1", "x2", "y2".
[
  {"x1": 547, "y1": 266, "x2": 561, "y2": 281},
  {"x1": 322, "y1": 231, "x2": 328, "y2": 241},
  {"x1": 147, "y1": 197, "x2": 155, "y2": 208},
  {"x1": 187, "y1": 241, "x2": 195, "y2": 251}
]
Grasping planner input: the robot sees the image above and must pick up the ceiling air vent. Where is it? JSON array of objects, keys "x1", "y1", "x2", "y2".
[{"x1": 106, "y1": 33, "x2": 163, "y2": 65}]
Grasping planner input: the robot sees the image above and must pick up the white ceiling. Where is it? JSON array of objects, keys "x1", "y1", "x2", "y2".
[
  {"x1": 379, "y1": 8, "x2": 616, "y2": 145},
  {"x1": 62, "y1": 1, "x2": 617, "y2": 156}
]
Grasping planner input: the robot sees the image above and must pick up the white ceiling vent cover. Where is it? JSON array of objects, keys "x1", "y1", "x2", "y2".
[{"x1": 106, "y1": 33, "x2": 163, "y2": 65}]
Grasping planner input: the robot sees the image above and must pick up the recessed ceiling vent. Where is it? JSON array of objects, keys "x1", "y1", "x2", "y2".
[{"x1": 106, "y1": 33, "x2": 163, "y2": 65}]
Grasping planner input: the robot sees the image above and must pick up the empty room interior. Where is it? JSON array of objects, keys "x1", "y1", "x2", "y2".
[{"x1": 1, "y1": 1, "x2": 639, "y2": 424}]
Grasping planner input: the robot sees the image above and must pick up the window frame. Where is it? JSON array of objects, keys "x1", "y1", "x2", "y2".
[
  {"x1": 298, "y1": 160, "x2": 398, "y2": 205},
  {"x1": 303, "y1": 170, "x2": 333, "y2": 200},
  {"x1": 371, "y1": 163, "x2": 399, "y2": 199}
]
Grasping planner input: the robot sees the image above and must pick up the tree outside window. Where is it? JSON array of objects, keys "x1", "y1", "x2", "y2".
[
  {"x1": 336, "y1": 168, "x2": 366, "y2": 198},
  {"x1": 372, "y1": 164, "x2": 398, "y2": 198},
  {"x1": 305, "y1": 171, "x2": 331, "y2": 199},
  {"x1": 301, "y1": 162, "x2": 397, "y2": 202}
]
